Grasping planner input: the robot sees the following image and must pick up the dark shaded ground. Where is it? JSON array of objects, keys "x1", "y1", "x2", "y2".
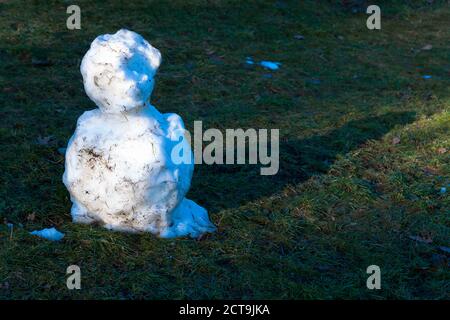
[{"x1": 195, "y1": 111, "x2": 418, "y2": 211}]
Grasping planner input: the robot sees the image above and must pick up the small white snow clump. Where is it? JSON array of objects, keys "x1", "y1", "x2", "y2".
[
  {"x1": 260, "y1": 61, "x2": 281, "y2": 70},
  {"x1": 63, "y1": 29, "x2": 216, "y2": 238},
  {"x1": 30, "y1": 228, "x2": 65, "y2": 241}
]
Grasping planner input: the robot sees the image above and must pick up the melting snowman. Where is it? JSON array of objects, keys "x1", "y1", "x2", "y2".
[{"x1": 63, "y1": 29, "x2": 216, "y2": 238}]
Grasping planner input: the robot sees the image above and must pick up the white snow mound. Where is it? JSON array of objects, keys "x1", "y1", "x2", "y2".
[{"x1": 63, "y1": 29, "x2": 216, "y2": 238}]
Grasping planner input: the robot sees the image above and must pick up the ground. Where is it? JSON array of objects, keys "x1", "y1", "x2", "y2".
[{"x1": 0, "y1": 0, "x2": 449, "y2": 299}]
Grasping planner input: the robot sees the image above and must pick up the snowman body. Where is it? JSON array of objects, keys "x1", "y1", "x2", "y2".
[{"x1": 63, "y1": 29, "x2": 216, "y2": 238}]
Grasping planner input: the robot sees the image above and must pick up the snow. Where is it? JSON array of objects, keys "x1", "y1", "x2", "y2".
[
  {"x1": 245, "y1": 57, "x2": 281, "y2": 70},
  {"x1": 159, "y1": 199, "x2": 216, "y2": 238},
  {"x1": 245, "y1": 57, "x2": 255, "y2": 65},
  {"x1": 63, "y1": 29, "x2": 216, "y2": 238},
  {"x1": 80, "y1": 29, "x2": 161, "y2": 114},
  {"x1": 260, "y1": 60, "x2": 281, "y2": 70},
  {"x1": 30, "y1": 228, "x2": 65, "y2": 241}
]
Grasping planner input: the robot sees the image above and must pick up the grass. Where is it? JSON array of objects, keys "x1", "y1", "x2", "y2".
[{"x1": 0, "y1": 0, "x2": 449, "y2": 299}]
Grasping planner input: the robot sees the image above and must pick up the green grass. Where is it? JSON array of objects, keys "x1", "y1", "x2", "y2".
[{"x1": 0, "y1": 0, "x2": 449, "y2": 299}]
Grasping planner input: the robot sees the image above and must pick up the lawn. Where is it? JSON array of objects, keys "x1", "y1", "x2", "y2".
[{"x1": 0, "y1": 0, "x2": 449, "y2": 299}]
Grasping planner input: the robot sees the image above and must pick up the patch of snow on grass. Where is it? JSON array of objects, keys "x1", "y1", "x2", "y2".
[{"x1": 30, "y1": 227, "x2": 65, "y2": 241}]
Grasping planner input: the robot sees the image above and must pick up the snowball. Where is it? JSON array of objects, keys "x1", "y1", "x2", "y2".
[
  {"x1": 63, "y1": 29, "x2": 216, "y2": 238},
  {"x1": 80, "y1": 29, "x2": 162, "y2": 113},
  {"x1": 30, "y1": 227, "x2": 65, "y2": 241}
]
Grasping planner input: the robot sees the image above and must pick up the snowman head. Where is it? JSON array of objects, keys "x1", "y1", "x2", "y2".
[{"x1": 80, "y1": 29, "x2": 162, "y2": 113}]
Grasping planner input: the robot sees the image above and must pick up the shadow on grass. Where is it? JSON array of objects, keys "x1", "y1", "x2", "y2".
[{"x1": 191, "y1": 111, "x2": 417, "y2": 211}]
